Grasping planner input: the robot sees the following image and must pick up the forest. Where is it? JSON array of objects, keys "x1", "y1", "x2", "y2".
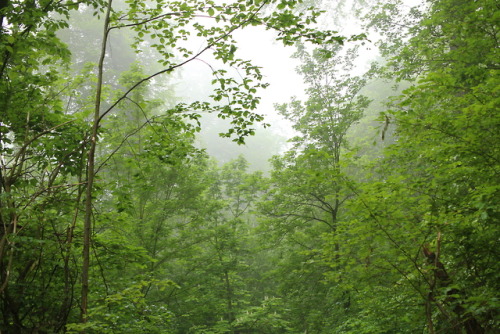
[{"x1": 0, "y1": 0, "x2": 498, "y2": 333}]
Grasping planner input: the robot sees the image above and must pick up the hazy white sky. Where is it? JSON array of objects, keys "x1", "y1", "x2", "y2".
[
  {"x1": 232, "y1": 27, "x2": 306, "y2": 133},
  {"x1": 175, "y1": 24, "x2": 305, "y2": 138}
]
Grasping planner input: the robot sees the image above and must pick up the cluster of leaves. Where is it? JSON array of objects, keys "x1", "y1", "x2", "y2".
[{"x1": 255, "y1": 0, "x2": 499, "y2": 333}]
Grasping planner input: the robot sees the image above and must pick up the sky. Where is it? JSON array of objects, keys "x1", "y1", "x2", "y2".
[
  {"x1": 172, "y1": 23, "x2": 307, "y2": 168},
  {"x1": 175, "y1": 24, "x2": 306, "y2": 132}
]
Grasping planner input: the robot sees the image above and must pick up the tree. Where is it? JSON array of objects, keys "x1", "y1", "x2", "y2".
[
  {"x1": 332, "y1": 0, "x2": 500, "y2": 332},
  {"x1": 258, "y1": 42, "x2": 372, "y2": 332},
  {"x1": 162, "y1": 156, "x2": 267, "y2": 333},
  {"x1": 0, "y1": 1, "x2": 92, "y2": 330}
]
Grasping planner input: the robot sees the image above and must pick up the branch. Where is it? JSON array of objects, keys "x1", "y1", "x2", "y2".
[
  {"x1": 95, "y1": 116, "x2": 161, "y2": 174},
  {"x1": 110, "y1": 11, "x2": 185, "y2": 30},
  {"x1": 21, "y1": 182, "x2": 87, "y2": 212},
  {"x1": 6, "y1": 120, "x2": 76, "y2": 183},
  {"x1": 98, "y1": 1, "x2": 268, "y2": 124}
]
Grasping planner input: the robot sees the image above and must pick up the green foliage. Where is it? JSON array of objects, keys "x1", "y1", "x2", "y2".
[
  {"x1": 256, "y1": 37, "x2": 375, "y2": 332},
  {"x1": 66, "y1": 279, "x2": 177, "y2": 333},
  {"x1": 1, "y1": 0, "x2": 348, "y2": 329},
  {"x1": 233, "y1": 297, "x2": 294, "y2": 333},
  {"x1": 257, "y1": 0, "x2": 499, "y2": 333},
  {"x1": 3, "y1": 0, "x2": 497, "y2": 333}
]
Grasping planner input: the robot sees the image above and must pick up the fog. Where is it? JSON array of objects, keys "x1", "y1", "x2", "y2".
[
  {"x1": 172, "y1": 25, "x2": 307, "y2": 170},
  {"x1": 59, "y1": 0, "x2": 383, "y2": 171},
  {"x1": 171, "y1": 5, "x2": 372, "y2": 170}
]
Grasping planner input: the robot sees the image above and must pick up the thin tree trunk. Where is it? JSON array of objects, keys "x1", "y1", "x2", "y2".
[
  {"x1": 423, "y1": 233, "x2": 485, "y2": 334},
  {"x1": 81, "y1": 0, "x2": 113, "y2": 324}
]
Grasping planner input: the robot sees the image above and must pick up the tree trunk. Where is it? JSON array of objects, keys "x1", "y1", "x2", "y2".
[
  {"x1": 423, "y1": 241, "x2": 484, "y2": 334},
  {"x1": 81, "y1": 0, "x2": 113, "y2": 324}
]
